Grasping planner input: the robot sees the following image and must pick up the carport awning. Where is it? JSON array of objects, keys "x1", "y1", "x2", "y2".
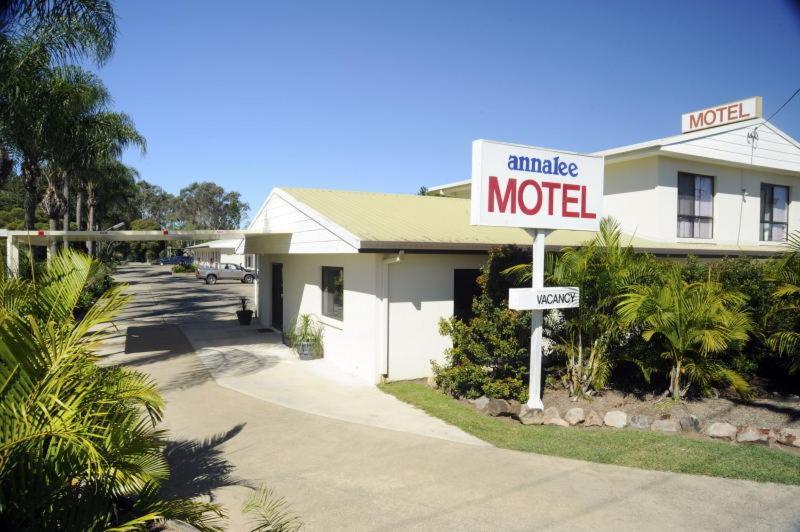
[{"x1": 3, "y1": 229, "x2": 245, "y2": 246}]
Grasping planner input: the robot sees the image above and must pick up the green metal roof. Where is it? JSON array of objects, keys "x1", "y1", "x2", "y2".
[{"x1": 280, "y1": 188, "x2": 787, "y2": 256}]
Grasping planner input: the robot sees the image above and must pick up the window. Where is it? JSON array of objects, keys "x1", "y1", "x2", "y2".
[
  {"x1": 321, "y1": 266, "x2": 343, "y2": 320},
  {"x1": 761, "y1": 184, "x2": 789, "y2": 242},
  {"x1": 453, "y1": 269, "x2": 481, "y2": 322},
  {"x1": 677, "y1": 172, "x2": 714, "y2": 238}
]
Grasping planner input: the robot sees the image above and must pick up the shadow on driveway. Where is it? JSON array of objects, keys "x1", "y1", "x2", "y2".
[{"x1": 162, "y1": 423, "x2": 252, "y2": 501}]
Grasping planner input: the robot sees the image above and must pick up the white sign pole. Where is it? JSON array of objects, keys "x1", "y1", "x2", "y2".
[{"x1": 526, "y1": 227, "x2": 548, "y2": 410}]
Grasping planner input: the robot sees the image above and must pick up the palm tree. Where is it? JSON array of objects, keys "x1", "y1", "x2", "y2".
[
  {"x1": 504, "y1": 218, "x2": 659, "y2": 397},
  {"x1": 0, "y1": 36, "x2": 52, "y2": 229},
  {"x1": 0, "y1": 249, "x2": 224, "y2": 530},
  {"x1": 85, "y1": 159, "x2": 140, "y2": 255},
  {"x1": 767, "y1": 231, "x2": 800, "y2": 373},
  {"x1": 618, "y1": 266, "x2": 752, "y2": 400},
  {"x1": 1, "y1": 0, "x2": 116, "y2": 64}
]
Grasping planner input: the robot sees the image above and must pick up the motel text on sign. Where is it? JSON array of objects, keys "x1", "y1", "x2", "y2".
[{"x1": 681, "y1": 96, "x2": 762, "y2": 134}]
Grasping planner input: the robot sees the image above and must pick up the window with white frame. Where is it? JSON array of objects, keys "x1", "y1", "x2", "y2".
[
  {"x1": 677, "y1": 172, "x2": 714, "y2": 239},
  {"x1": 760, "y1": 183, "x2": 789, "y2": 242}
]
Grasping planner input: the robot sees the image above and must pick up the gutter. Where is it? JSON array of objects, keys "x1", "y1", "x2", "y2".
[{"x1": 380, "y1": 251, "x2": 404, "y2": 379}]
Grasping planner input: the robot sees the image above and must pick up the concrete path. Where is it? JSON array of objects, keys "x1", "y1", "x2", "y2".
[
  {"x1": 102, "y1": 265, "x2": 800, "y2": 531},
  {"x1": 181, "y1": 319, "x2": 486, "y2": 446}
]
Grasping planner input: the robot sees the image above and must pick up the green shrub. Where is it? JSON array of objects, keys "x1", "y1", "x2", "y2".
[
  {"x1": 435, "y1": 246, "x2": 531, "y2": 402},
  {"x1": 172, "y1": 263, "x2": 198, "y2": 273}
]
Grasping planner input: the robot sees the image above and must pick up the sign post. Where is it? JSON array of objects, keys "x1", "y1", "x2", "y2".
[{"x1": 470, "y1": 140, "x2": 603, "y2": 410}]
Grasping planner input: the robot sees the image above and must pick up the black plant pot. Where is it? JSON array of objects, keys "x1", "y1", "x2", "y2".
[{"x1": 236, "y1": 310, "x2": 253, "y2": 325}]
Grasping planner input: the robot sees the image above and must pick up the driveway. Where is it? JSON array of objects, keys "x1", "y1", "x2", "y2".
[{"x1": 102, "y1": 264, "x2": 800, "y2": 531}]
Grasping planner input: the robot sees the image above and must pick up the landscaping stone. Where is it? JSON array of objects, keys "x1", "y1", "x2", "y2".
[
  {"x1": 778, "y1": 428, "x2": 800, "y2": 447},
  {"x1": 518, "y1": 406, "x2": 544, "y2": 425},
  {"x1": 679, "y1": 415, "x2": 701, "y2": 433},
  {"x1": 542, "y1": 407, "x2": 569, "y2": 426},
  {"x1": 584, "y1": 410, "x2": 603, "y2": 427},
  {"x1": 603, "y1": 410, "x2": 627, "y2": 428},
  {"x1": 564, "y1": 407, "x2": 585, "y2": 425},
  {"x1": 487, "y1": 398, "x2": 513, "y2": 417},
  {"x1": 706, "y1": 422, "x2": 737, "y2": 441},
  {"x1": 543, "y1": 416, "x2": 570, "y2": 427},
  {"x1": 542, "y1": 406, "x2": 561, "y2": 423},
  {"x1": 628, "y1": 414, "x2": 652, "y2": 430},
  {"x1": 472, "y1": 395, "x2": 490, "y2": 413},
  {"x1": 650, "y1": 419, "x2": 679, "y2": 433},
  {"x1": 736, "y1": 427, "x2": 772, "y2": 445}
]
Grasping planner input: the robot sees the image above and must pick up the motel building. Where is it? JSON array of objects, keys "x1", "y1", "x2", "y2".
[{"x1": 243, "y1": 97, "x2": 800, "y2": 384}]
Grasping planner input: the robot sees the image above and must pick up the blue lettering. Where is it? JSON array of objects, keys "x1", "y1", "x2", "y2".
[{"x1": 568, "y1": 163, "x2": 578, "y2": 177}]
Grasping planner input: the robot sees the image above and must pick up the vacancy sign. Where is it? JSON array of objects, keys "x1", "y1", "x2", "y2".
[
  {"x1": 470, "y1": 140, "x2": 604, "y2": 231},
  {"x1": 509, "y1": 287, "x2": 579, "y2": 311},
  {"x1": 681, "y1": 96, "x2": 762, "y2": 134}
]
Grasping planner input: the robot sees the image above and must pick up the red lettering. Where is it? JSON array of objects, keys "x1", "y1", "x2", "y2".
[
  {"x1": 703, "y1": 109, "x2": 717, "y2": 126},
  {"x1": 541, "y1": 181, "x2": 560, "y2": 215},
  {"x1": 728, "y1": 104, "x2": 739, "y2": 120},
  {"x1": 488, "y1": 176, "x2": 516, "y2": 213},
  {"x1": 689, "y1": 113, "x2": 704, "y2": 129},
  {"x1": 580, "y1": 186, "x2": 597, "y2": 219},
  {"x1": 518, "y1": 179, "x2": 542, "y2": 215},
  {"x1": 739, "y1": 102, "x2": 750, "y2": 119},
  {"x1": 562, "y1": 184, "x2": 580, "y2": 218}
]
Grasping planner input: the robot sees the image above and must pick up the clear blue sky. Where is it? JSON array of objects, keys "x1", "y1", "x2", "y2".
[{"x1": 98, "y1": 0, "x2": 800, "y2": 221}]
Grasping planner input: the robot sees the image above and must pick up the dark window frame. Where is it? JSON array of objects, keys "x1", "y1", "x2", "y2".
[
  {"x1": 760, "y1": 183, "x2": 790, "y2": 242},
  {"x1": 321, "y1": 266, "x2": 344, "y2": 321},
  {"x1": 677, "y1": 172, "x2": 715, "y2": 239}
]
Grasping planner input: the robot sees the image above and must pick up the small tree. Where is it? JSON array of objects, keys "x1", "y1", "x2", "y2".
[
  {"x1": 767, "y1": 231, "x2": 800, "y2": 374},
  {"x1": 504, "y1": 218, "x2": 659, "y2": 397},
  {"x1": 618, "y1": 266, "x2": 752, "y2": 400}
]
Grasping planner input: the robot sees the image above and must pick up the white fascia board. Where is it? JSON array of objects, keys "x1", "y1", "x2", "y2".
[
  {"x1": 596, "y1": 118, "x2": 765, "y2": 159},
  {"x1": 427, "y1": 179, "x2": 471, "y2": 192},
  {"x1": 762, "y1": 121, "x2": 800, "y2": 152},
  {"x1": 246, "y1": 187, "x2": 277, "y2": 232},
  {"x1": 272, "y1": 188, "x2": 362, "y2": 251}
]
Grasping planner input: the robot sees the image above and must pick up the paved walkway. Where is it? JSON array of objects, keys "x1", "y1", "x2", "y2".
[{"x1": 102, "y1": 265, "x2": 800, "y2": 531}]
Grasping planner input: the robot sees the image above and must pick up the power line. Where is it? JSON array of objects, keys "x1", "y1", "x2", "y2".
[{"x1": 753, "y1": 86, "x2": 800, "y2": 134}]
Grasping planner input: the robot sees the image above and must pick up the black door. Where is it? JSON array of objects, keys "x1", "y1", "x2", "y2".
[{"x1": 271, "y1": 263, "x2": 283, "y2": 330}]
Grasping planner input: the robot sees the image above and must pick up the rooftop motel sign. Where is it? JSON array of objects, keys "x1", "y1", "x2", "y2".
[
  {"x1": 470, "y1": 140, "x2": 603, "y2": 410},
  {"x1": 681, "y1": 96, "x2": 763, "y2": 134}
]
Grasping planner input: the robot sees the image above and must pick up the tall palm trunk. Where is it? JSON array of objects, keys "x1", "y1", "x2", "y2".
[
  {"x1": 86, "y1": 180, "x2": 97, "y2": 256},
  {"x1": 75, "y1": 183, "x2": 84, "y2": 249},
  {"x1": 40, "y1": 174, "x2": 66, "y2": 260},
  {"x1": 62, "y1": 174, "x2": 70, "y2": 248},
  {"x1": 22, "y1": 159, "x2": 41, "y2": 230},
  {"x1": 0, "y1": 144, "x2": 12, "y2": 188}
]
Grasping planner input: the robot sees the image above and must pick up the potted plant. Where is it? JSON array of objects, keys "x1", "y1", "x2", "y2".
[
  {"x1": 236, "y1": 296, "x2": 254, "y2": 325},
  {"x1": 287, "y1": 314, "x2": 324, "y2": 359}
]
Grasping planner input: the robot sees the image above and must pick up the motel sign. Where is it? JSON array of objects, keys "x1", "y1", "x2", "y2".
[
  {"x1": 470, "y1": 139, "x2": 604, "y2": 410},
  {"x1": 470, "y1": 140, "x2": 604, "y2": 231},
  {"x1": 681, "y1": 96, "x2": 762, "y2": 134}
]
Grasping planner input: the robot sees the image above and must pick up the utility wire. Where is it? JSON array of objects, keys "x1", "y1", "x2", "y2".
[{"x1": 753, "y1": 86, "x2": 800, "y2": 133}]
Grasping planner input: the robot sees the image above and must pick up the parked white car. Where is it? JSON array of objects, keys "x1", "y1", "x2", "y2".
[{"x1": 195, "y1": 263, "x2": 256, "y2": 284}]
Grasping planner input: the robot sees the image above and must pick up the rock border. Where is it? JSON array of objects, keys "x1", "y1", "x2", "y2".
[{"x1": 465, "y1": 395, "x2": 800, "y2": 449}]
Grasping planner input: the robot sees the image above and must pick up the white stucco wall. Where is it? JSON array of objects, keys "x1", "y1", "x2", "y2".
[
  {"x1": 256, "y1": 253, "x2": 382, "y2": 383},
  {"x1": 604, "y1": 155, "x2": 800, "y2": 245},
  {"x1": 386, "y1": 253, "x2": 487, "y2": 381},
  {"x1": 255, "y1": 251, "x2": 488, "y2": 383}
]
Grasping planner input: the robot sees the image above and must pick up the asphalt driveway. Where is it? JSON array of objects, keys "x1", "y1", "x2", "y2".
[{"x1": 101, "y1": 264, "x2": 800, "y2": 531}]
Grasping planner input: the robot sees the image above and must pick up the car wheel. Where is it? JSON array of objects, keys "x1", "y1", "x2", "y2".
[
  {"x1": 206, "y1": 274, "x2": 217, "y2": 285},
  {"x1": 243, "y1": 274, "x2": 254, "y2": 284}
]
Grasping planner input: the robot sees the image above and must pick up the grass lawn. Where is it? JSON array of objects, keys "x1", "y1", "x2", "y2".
[{"x1": 379, "y1": 381, "x2": 800, "y2": 486}]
